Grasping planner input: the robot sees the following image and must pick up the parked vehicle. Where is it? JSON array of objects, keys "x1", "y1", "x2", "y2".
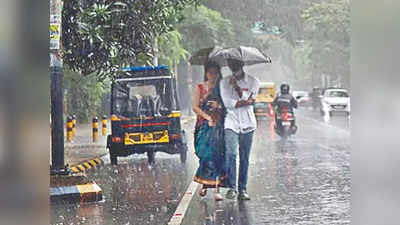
[
  {"x1": 254, "y1": 82, "x2": 276, "y2": 118},
  {"x1": 107, "y1": 65, "x2": 188, "y2": 165},
  {"x1": 320, "y1": 88, "x2": 350, "y2": 116}
]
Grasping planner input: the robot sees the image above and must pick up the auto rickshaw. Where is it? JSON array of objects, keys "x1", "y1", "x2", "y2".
[
  {"x1": 254, "y1": 82, "x2": 276, "y2": 118},
  {"x1": 107, "y1": 65, "x2": 188, "y2": 165}
]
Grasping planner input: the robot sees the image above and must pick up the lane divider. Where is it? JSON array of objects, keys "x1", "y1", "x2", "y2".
[
  {"x1": 168, "y1": 181, "x2": 199, "y2": 225},
  {"x1": 69, "y1": 157, "x2": 104, "y2": 174}
]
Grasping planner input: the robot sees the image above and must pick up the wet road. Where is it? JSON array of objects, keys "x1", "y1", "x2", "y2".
[
  {"x1": 51, "y1": 108, "x2": 350, "y2": 225},
  {"x1": 296, "y1": 106, "x2": 350, "y2": 131},
  {"x1": 182, "y1": 108, "x2": 350, "y2": 225}
]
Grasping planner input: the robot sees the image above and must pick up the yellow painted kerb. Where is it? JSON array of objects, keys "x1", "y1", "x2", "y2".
[
  {"x1": 88, "y1": 160, "x2": 97, "y2": 167},
  {"x1": 77, "y1": 165, "x2": 86, "y2": 171},
  {"x1": 94, "y1": 158, "x2": 102, "y2": 164},
  {"x1": 83, "y1": 162, "x2": 92, "y2": 169},
  {"x1": 71, "y1": 167, "x2": 80, "y2": 173},
  {"x1": 76, "y1": 183, "x2": 102, "y2": 194}
]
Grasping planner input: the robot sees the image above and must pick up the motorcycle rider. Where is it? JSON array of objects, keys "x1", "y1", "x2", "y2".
[{"x1": 272, "y1": 83, "x2": 298, "y2": 135}]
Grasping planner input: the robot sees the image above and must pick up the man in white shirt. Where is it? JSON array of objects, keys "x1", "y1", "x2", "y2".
[{"x1": 220, "y1": 59, "x2": 260, "y2": 200}]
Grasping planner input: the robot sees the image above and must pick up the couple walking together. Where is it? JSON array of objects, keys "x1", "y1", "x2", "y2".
[{"x1": 192, "y1": 59, "x2": 260, "y2": 201}]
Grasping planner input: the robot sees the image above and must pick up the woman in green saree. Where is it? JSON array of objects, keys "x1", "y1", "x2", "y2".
[{"x1": 192, "y1": 61, "x2": 226, "y2": 201}]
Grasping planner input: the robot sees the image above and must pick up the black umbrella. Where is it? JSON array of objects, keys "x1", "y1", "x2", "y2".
[
  {"x1": 209, "y1": 46, "x2": 272, "y2": 66},
  {"x1": 189, "y1": 46, "x2": 223, "y2": 65}
]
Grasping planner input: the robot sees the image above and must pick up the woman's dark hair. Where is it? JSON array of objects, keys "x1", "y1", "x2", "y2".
[{"x1": 204, "y1": 60, "x2": 222, "y2": 81}]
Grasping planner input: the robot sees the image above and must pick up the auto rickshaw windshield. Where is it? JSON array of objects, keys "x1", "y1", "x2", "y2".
[{"x1": 112, "y1": 78, "x2": 177, "y2": 118}]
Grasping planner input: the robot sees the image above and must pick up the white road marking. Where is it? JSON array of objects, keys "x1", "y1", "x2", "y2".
[{"x1": 168, "y1": 181, "x2": 199, "y2": 225}]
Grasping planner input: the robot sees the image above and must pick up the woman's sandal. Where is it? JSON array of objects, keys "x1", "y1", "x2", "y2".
[{"x1": 199, "y1": 188, "x2": 207, "y2": 197}]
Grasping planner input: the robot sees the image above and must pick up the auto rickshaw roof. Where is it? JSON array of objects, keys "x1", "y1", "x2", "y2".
[
  {"x1": 117, "y1": 65, "x2": 171, "y2": 79},
  {"x1": 259, "y1": 82, "x2": 276, "y2": 88},
  {"x1": 123, "y1": 65, "x2": 168, "y2": 72}
]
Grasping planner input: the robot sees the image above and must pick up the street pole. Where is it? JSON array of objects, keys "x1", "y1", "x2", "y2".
[
  {"x1": 50, "y1": 0, "x2": 67, "y2": 173},
  {"x1": 49, "y1": 0, "x2": 103, "y2": 203}
]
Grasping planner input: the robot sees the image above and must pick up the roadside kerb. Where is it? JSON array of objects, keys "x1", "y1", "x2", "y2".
[
  {"x1": 69, "y1": 153, "x2": 108, "y2": 174},
  {"x1": 50, "y1": 175, "x2": 103, "y2": 204}
]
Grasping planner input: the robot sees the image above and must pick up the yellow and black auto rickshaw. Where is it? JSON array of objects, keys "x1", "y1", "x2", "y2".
[
  {"x1": 107, "y1": 65, "x2": 188, "y2": 165},
  {"x1": 254, "y1": 82, "x2": 276, "y2": 118}
]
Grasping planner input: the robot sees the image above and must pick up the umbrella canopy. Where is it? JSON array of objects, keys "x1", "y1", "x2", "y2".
[
  {"x1": 189, "y1": 46, "x2": 223, "y2": 65},
  {"x1": 209, "y1": 46, "x2": 272, "y2": 66}
]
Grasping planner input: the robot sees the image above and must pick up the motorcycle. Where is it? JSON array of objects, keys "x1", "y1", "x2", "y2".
[{"x1": 274, "y1": 106, "x2": 297, "y2": 139}]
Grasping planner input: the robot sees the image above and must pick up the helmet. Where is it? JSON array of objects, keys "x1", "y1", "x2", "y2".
[{"x1": 280, "y1": 83, "x2": 290, "y2": 94}]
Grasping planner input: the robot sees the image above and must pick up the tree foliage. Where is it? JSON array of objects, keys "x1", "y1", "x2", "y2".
[
  {"x1": 158, "y1": 30, "x2": 189, "y2": 68},
  {"x1": 64, "y1": 67, "x2": 111, "y2": 123},
  {"x1": 301, "y1": 0, "x2": 350, "y2": 85},
  {"x1": 201, "y1": 0, "x2": 263, "y2": 47},
  {"x1": 177, "y1": 5, "x2": 235, "y2": 53},
  {"x1": 203, "y1": 0, "x2": 314, "y2": 46},
  {"x1": 62, "y1": 0, "x2": 199, "y2": 79}
]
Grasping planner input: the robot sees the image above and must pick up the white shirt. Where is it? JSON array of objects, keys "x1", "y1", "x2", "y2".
[{"x1": 220, "y1": 73, "x2": 260, "y2": 134}]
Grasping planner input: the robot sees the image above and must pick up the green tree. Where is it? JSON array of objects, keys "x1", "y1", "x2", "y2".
[
  {"x1": 158, "y1": 30, "x2": 189, "y2": 70},
  {"x1": 203, "y1": 0, "x2": 314, "y2": 46},
  {"x1": 293, "y1": 41, "x2": 313, "y2": 87},
  {"x1": 62, "y1": 0, "x2": 199, "y2": 79},
  {"x1": 178, "y1": 5, "x2": 235, "y2": 53},
  {"x1": 201, "y1": 0, "x2": 314, "y2": 85},
  {"x1": 301, "y1": 0, "x2": 350, "y2": 87},
  {"x1": 64, "y1": 67, "x2": 111, "y2": 123}
]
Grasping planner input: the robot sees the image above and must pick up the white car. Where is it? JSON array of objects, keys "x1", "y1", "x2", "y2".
[{"x1": 320, "y1": 89, "x2": 350, "y2": 116}]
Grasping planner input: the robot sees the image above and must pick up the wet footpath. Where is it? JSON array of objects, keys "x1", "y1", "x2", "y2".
[{"x1": 64, "y1": 123, "x2": 108, "y2": 167}]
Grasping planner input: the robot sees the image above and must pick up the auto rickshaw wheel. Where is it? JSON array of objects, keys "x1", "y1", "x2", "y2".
[
  {"x1": 147, "y1": 150, "x2": 155, "y2": 165},
  {"x1": 110, "y1": 153, "x2": 118, "y2": 165},
  {"x1": 107, "y1": 135, "x2": 118, "y2": 165}
]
